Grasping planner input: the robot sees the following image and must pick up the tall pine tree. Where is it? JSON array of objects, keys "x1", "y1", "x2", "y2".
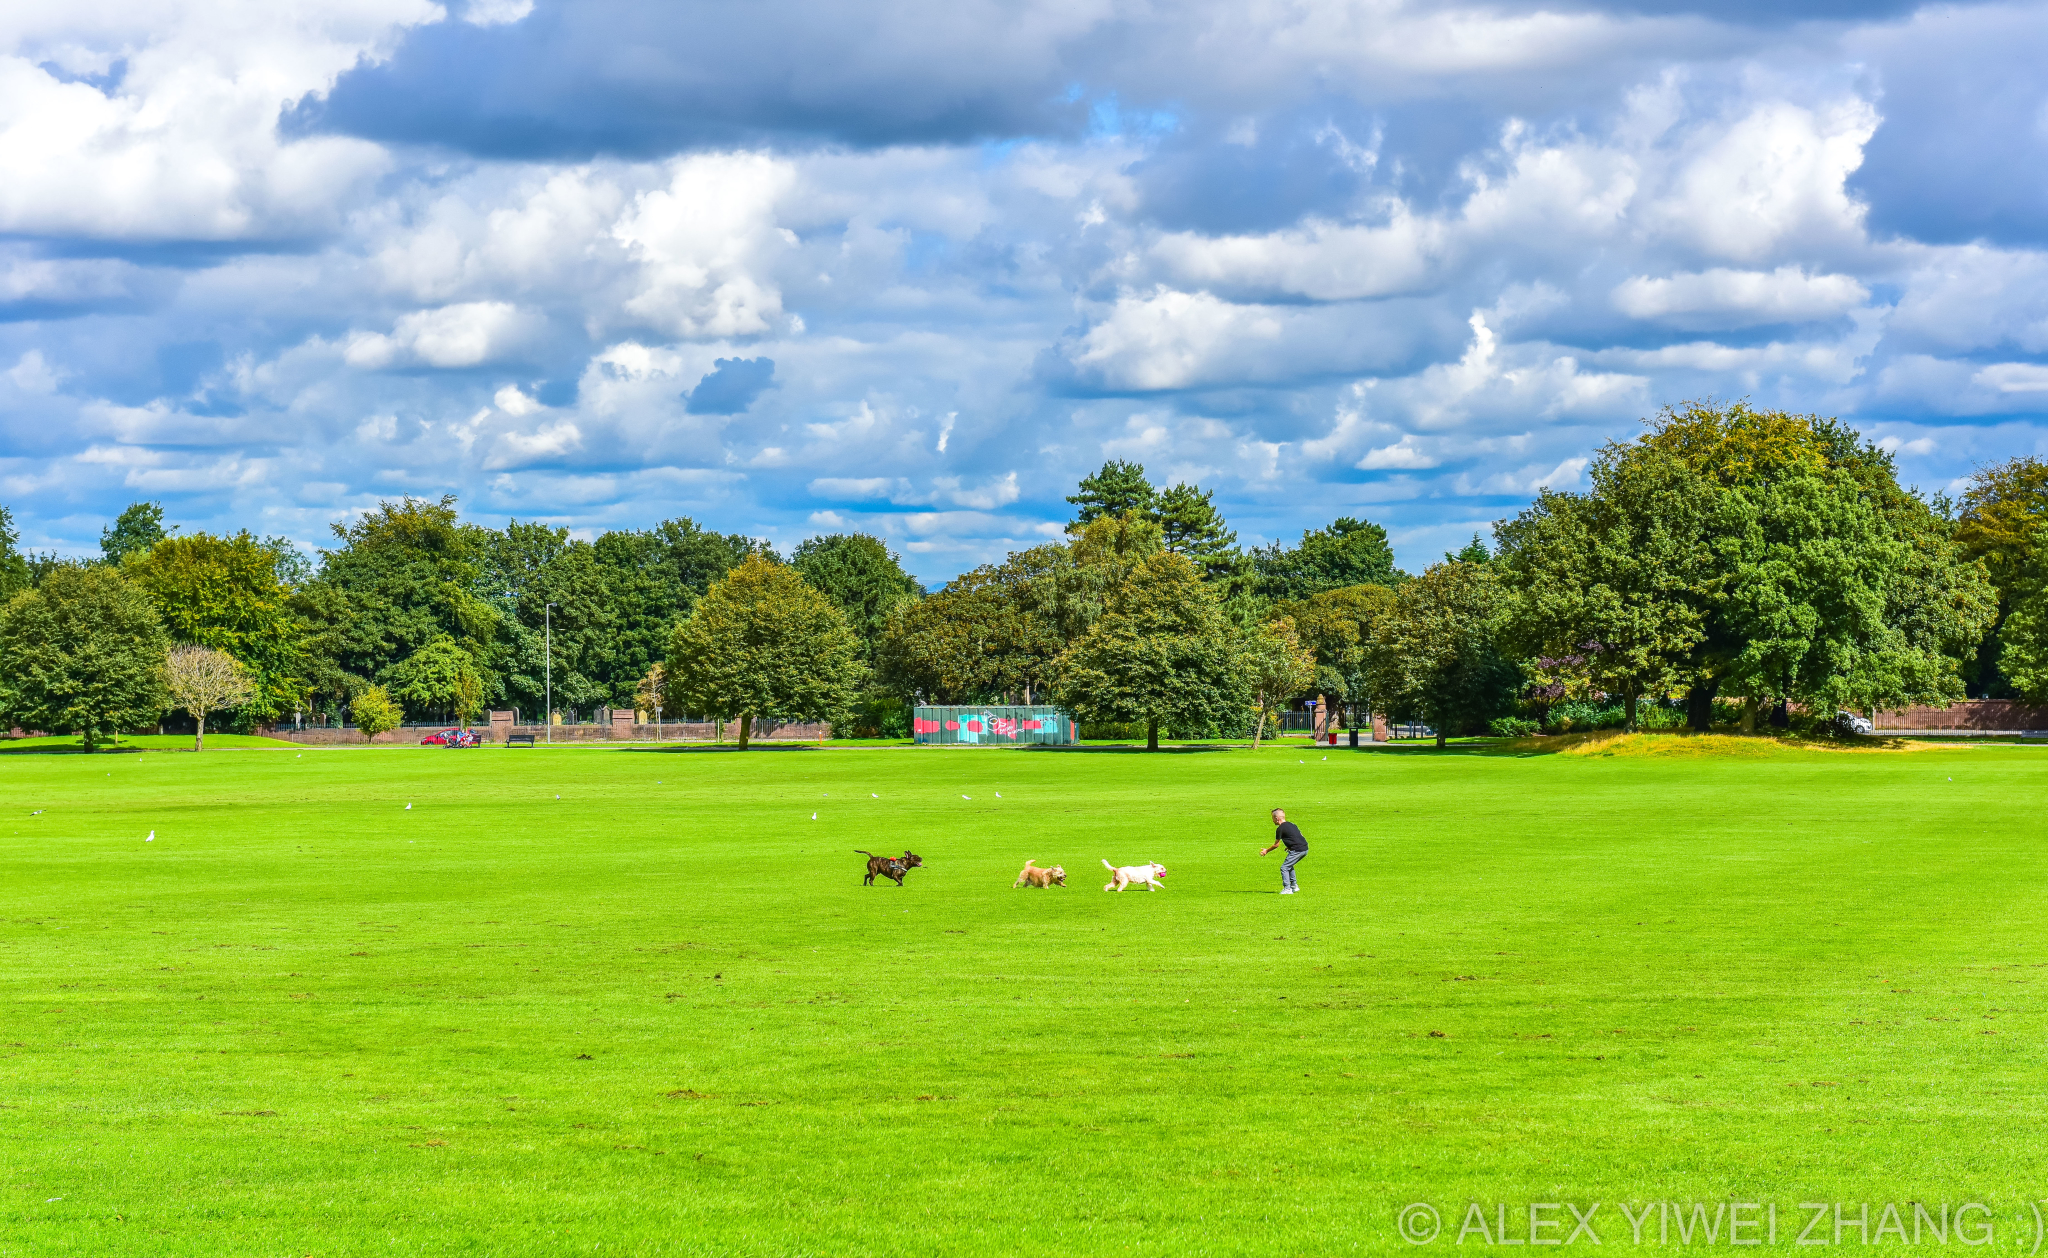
[{"x1": 1067, "y1": 460, "x2": 1158, "y2": 524}]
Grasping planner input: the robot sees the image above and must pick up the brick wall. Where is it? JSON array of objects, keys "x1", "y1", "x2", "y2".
[
  {"x1": 259, "y1": 721, "x2": 830, "y2": 744},
  {"x1": 1876, "y1": 700, "x2": 2048, "y2": 730},
  {"x1": 253, "y1": 726, "x2": 418, "y2": 745}
]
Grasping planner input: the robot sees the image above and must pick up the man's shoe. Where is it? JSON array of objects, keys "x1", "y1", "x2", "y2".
[{"x1": 1280, "y1": 888, "x2": 1295, "y2": 894}]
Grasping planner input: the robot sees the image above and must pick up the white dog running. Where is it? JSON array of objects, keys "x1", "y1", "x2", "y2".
[{"x1": 1102, "y1": 859, "x2": 1167, "y2": 892}]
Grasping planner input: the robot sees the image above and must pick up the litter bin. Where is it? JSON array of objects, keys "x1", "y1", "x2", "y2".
[{"x1": 1348, "y1": 727, "x2": 1359, "y2": 748}]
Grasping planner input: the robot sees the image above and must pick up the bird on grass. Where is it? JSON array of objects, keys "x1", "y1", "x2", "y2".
[
  {"x1": 811, "y1": 812, "x2": 818, "y2": 820},
  {"x1": 30, "y1": 810, "x2": 43, "y2": 816},
  {"x1": 404, "y1": 803, "x2": 412, "y2": 810},
  {"x1": 146, "y1": 831, "x2": 154, "y2": 842},
  {"x1": 961, "y1": 794, "x2": 972, "y2": 800},
  {"x1": 871, "y1": 793, "x2": 878, "y2": 798}
]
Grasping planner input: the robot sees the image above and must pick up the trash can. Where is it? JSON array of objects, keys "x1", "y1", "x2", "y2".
[{"x1": 1348, "y1": 727, "x2": 1359, "y2": 748}]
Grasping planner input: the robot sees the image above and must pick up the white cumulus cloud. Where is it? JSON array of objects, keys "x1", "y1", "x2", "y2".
[
  {"x1": 1612, "y1": 266, "x2": 1869, "y2": 328},
  {"x1": 614, "y1": 152, "x2": 798, "y2": 339},
  {"x1": 344, "y1": 302, "x2": 542, "y2": 369}
]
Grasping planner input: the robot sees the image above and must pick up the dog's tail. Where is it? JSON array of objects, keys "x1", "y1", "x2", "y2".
[
  {"x1": 1102, "y1": 858, "x2": 1116, "y2": 871},
  {"x1": 854, "y1": 849, "x2": 876, "y2": 857}
]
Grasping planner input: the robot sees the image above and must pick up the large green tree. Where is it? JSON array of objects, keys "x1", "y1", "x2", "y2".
[
  {"x1": 387, "y1": 635, "x2": 486, "y2": 724},
  {"x1": 1715, "y1": 468, "x2": 1991, "y2": 722},
  {"x1": 1067, "y1": 459, "x2": 1158, "y2": 524},
  {"x1": 125, "y1": 532, "x2": 306, "y2": 723},
  {"x1": 878, "y1": 545, "x2": 1068, "y2": 704},
  {"x1": 1241, "y1": 616, "x2": 1316, "y2": 750},
  {"x1": 1994, "y1": 533, "x2": 2048, "y2": 700},
  {"x1": 1255, "y1": 517, "x2": 1403, "y2": 601},
  {"x1": 1283, "y1": 583, "x2": 1399, "y2": 723},
  {"x1": 1367, "y1": 560, "x2": 1521, "y2": 747},
  {"x1": 482, "y1": 521, "x2": 614, "y2": 721},
  {"x1": 101, "y1": 501, "x2": 170, "y2": 566},
  {"x1": 790, "y1": 534, "x2": 922, "y2": 663},
  {"x1": 475, "y1": 516, "x2": 766, "y2": 720},
  {"x1": 1956, "y1": 457, "x2": 2048, "y2": 696},
  {"x1": 0, "y1": 564, "x2": 169, "y2": 749},
  {"x1": 665, "y1": 556, "x2": 863, "y2": 749},
  {"x1": 1495, "y1": 444, "x2": 1710, "y2": 731},
  {"x1": 295, "y1": 496, "x2": 500, "y2": 718},
  {"x1": 1643, "y1": 402, "x2": 1991, "y2": 726},
  {"x1": 1061, "y1": 511, "x2": 1167, "y2": 626},
  {"x1": 1156, "y1": 482, "x2": 1239, "y2": 580},
  {"x1": 1500, "y1": 403, "x2": 1992, "y2": 732},
  {"x1": 0, "y1": 505, "x2": 31, "y2": 601},
  {"x1": 588, "y1": 518, "x2": 768, "y2": 709},
  {"x1": 1053, "y1": 550, "x2": 1246, "y2": 751}
]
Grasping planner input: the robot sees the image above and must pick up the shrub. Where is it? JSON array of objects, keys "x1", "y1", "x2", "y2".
[
  {"x1": 1080, "y1": 720, "x2": 1146, "y2": 740},
  {"x1": 1636, "y1": 703, "x2": 1687, "y2": 731},
  {"x1": 1543, "y1": 700, "x2": 1689, "y2": 733},
  {"x1": 352, "y1": 686, "x2": 402, "y2": 742},
  {"x1": 1543, "y1": 700, "x2": 1623, "y2": 734},
  {"x1": 1488, "y1": 716, "x2": 1539, "y2": 737},
  {"x1": 832, "y1": 693, "x2": 910, "y2": 739}
]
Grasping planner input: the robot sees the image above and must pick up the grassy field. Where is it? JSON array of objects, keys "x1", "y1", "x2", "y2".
[
  {"x1": 1, "y1": 733, "x2": 303, "y2": 753},
  {"x1": 4, "y1": 737, "x2": 2046, "y2": 1255}
]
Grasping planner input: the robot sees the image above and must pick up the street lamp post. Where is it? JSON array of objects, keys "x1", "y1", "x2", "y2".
[{"x1": 545, "y1": 602, "x2": 555, "y2": 745}]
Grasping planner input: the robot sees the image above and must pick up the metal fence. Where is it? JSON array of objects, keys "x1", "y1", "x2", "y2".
[
  {"x1": 1386, "y1": 722, "x2": 1437, "y2": 740},
  {"x1": 912, "y1": 706, "x2": 1077, "y2": 746}
]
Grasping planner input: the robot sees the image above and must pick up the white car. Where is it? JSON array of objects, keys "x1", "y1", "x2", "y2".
[{"x1": 1835, "y1": 711, "x2": 1875, "y2": 735}]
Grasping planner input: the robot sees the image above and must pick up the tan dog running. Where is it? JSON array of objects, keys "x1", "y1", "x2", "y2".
[
  {"x1": 1102, "y1": 860, "x2": 1167, "y2": 892},
  {"x1": 1014, "y1": 859, "x2": 1066, "y2": 888}
]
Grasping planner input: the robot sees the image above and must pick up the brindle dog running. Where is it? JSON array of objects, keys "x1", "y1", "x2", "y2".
[{"x1": 856, "y1": 849, "x2": 924, "y2": 886}]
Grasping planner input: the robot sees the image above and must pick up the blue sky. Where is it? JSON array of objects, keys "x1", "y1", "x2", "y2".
[{"x1": 4, "y1": 0, "x2": 2047, "y2": 584}]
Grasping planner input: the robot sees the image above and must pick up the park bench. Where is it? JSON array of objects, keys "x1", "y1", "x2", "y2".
[{"x1": 506, "y1": 733, "x2": 536, "y2": 747}]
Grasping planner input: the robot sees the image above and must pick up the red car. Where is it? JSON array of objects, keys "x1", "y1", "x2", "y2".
[{"x1": 419, "y1": 728, "x2": 481, "y2": 747}]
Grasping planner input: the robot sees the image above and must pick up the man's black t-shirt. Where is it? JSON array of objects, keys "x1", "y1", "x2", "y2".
[{"x1": 1275, "y1": 821, "x2": 1308, "y2": 852}]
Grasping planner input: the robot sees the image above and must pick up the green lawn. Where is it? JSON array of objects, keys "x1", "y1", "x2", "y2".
[
  {"x1": 1, "y1": 733, "x2": 303, "y2": 754},
  {"x1": 4, "y1": 739, "x2": 2045, "y2": 1255}
]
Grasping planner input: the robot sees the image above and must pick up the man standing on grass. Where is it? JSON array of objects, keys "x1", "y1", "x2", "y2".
[{"x1": 1261, "y1": 808, "x2": 1308, "y2": 894}]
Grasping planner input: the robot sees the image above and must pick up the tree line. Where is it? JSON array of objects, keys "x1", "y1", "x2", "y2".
[{"x1": 0, "y1": 402, "x2": 2041, "y2": 749}]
